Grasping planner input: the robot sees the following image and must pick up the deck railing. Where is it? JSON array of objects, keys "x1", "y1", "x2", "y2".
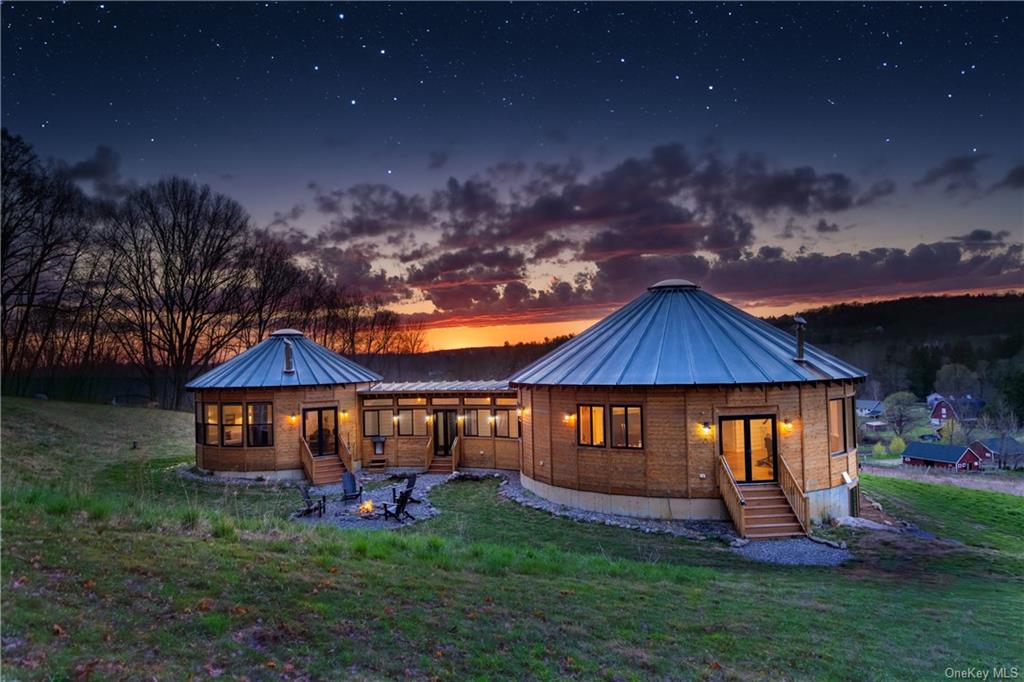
[
  {"x1": 338, "y1": 438, "x2": 353, "y2": 473},
  {"x1": 423, "y1": 432, "x2": 434, "y2": 472},
  {"x1": 718, "y1": 455, "x2": 746, "y2": 536},
  {"x1": 451, "y1": 436, "x2": 460, "y2": 471},
  {"x1": 778, "y1": 456, "x2": 811, "y2": 534},
  {"x1": 299, "y1": 438, "x2": 316, "y2": 481}
]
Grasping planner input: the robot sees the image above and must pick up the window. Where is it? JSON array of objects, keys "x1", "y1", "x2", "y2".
[
  {"x1": 247, "y1": 403, "x2": 273, "y2": 447},
  {"x1": 577, "y1": 405, "x2": 605, "y2": 447},
  {"x1": 204, "y1": 403, "x2": 219, "y2": 445},
  {"x1": 845, "y1": 397, "x2": 856, "y2": 452},
  {"x1": 397, "y1": 408, "x2": 428, "y2": 436},
  {"x1": 494, "y1": 409, "x2": 519, "y2": 438},
  {"x1": 221, "y1": 404, "x2": 243, "y2": 447},
  {"x1": 397, "y1": 397, "x2": 426, "y2": 406},
  {"x1": 464, "y1": 397, "x2": 491, "y2": 406},
  {"x1": 495, "y1": 397, "x2": 518, "y2": 406},
  {"x1": 195, "y1": 402, "x2": 203, "y2": 444},
  {"x1": 610, "y1": 405, "x2": 643, "y2": 448},
  {"x1": 828, "y1": 398, "x2": 847, "y2": 455},
  {"x1": 362, "y1": 398, "x2": 393, "y2": 407},
  {"x1": 431, "y1": 397, "x2": 460, "y2": 406},
  {"x1": 464, "y1": 409, "x2": 492, "y2": 436},
  {"x1": 363, "y1": 410, "x2": 394, "y2": 437}
]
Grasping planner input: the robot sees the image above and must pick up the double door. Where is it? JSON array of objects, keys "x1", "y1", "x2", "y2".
[
  {"x1": 433, "y1": 409, "x2": 458, "y2": 457},
  {"x1": 719, "y1": 415, "x2": 777, "y2": 483}
]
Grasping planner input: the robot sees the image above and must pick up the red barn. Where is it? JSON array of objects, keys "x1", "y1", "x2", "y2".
[{"x1": 902, "y1": 441, "x2": 980, "y2": 472}]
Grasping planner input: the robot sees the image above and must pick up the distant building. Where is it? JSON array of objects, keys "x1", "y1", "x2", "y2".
[
  {"x1": 968, "y1": 436, "x2": 1024, "y2": 469},
  {"x1": 902, "y1": 441, "x2": 981, "y2": 472},
  {"x1": 926, "y1": 392, "x2": 945, "y2": 409},
  {"x1": 929, "y1": 395, "x2": 983, "y2": 427},
  {"x1": 855, "y1": 399, "x2": 884, "y2": 418}
]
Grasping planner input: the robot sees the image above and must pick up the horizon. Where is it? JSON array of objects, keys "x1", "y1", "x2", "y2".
[{"x1": 3, "y1": 2, "x2": 1022, "y2": 350}]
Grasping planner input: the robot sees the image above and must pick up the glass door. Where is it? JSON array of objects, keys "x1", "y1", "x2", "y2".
[
  {"x1": 303, "y1": 407, "x2": 337, "y2": 456},
  {"x1": 433, "y1": 410, "x2": 457, "y2": 457},
  {"x1": 718, "y1": 415, "x2": 777, "y2": 483}
]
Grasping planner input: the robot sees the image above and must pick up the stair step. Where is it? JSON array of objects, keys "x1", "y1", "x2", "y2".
[
  {"x1": 745, "y1": 530, "x2": 806, "y2": 539},
  {"x1": 746, "y1": 521, "x2": 804, "y2": 532}
]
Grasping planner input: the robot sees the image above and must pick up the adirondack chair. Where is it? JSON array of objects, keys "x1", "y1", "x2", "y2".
[
  {"x1": 298, "y1": 487, "x2": 326, "y2": 517},
  {"x1": 382, "y1": 487, "x2": 415, "y2": 522},
  {"x1": 391, "y1": 473, "x2": 421, "y2": 504},
  {"x1": 341, "y1": 472, "x2": 363, "y2": 502}
]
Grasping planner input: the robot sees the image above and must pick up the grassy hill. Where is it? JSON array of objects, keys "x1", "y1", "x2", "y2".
[{"x1": 2, "y1": 398, "x2": 1022, "y2": 679}]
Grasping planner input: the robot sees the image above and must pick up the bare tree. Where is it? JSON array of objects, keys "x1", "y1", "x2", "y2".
[
  {"x1": 237, "y1": 230, "x2": 303, "y2": 348},
  {"x1": 103, "y1": 178, "x2": 257, "y2": 408},
  {"x1": 981, "y1": 399, "x2": 1021, "y2": 469}
]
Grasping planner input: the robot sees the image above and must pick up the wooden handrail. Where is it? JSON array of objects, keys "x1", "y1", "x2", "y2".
[
  {"x1": 778, "y1": 456, "x2": 810, "y2": 534},
  {"x1": 718, "y1": 455, "x2": 746, "y2": 536},
  {"x1": 423, "y1": 431, "x2": 434, "y2": 472},
  {"x1": 451, "y1": 436, "x2": 460, "y2": 471},
  {"x1": 299, "y1": 438, "x2": 315, "y2": 481},
  {"x1": 338, "y1": 438, "x2": 353, "y2": 473}
]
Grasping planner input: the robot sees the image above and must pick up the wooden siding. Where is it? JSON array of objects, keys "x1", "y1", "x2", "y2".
[{"x1": 518, "y1": 381, "x2": 859, "y2": 500}]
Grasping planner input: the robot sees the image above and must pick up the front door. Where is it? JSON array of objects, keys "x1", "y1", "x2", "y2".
[
  {"x1": 433, "y1": 410, "x2": 457, "y2": 457},
  {"x1": 303, "y1": 407, "x2": 337, "y2": 456},
  {"x1": 719, "y1": 415, "x2": 777, "y2": 483}
]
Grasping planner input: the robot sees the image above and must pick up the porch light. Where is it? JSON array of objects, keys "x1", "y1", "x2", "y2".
[
  {"x1": 288, "y1": 412, "x2": 298, "y2": 425},
  {"x1": 699, "y1": 421, "x2": 712, "y2": 438},
  {"x1": 516, "y1": 408, "x2": 523, "y2": 417},
  {"x1": 781, "y1": 418, "x2": 794, "y2": 432},
  {"x1": 488, "y1": 414, "x2": 496, "y2": 422},
  {"x1": 457, "y1": 414, "x2": 465, "y2": 422},
  {"x1": 425, "y1": 414, "x2": 432, "y2": 423},
  {"x1": 563, "y1": 412, "x2": 575, "y2": 424},
  {"x1": 339, "y1": 409, "x2": 348, "y2": 419}
]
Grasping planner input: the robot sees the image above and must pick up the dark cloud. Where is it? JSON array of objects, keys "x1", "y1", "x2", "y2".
[
  {"x1": 62, "y1": 144, "x2": 133, "y2": 199},
  {"x1": 814, "y1": 219, "x2": 840, "y2": 233},
  {"x1": 990, "y1": 164, "x2": 1024, "y2": 192},
  {"x1": 428, "y1": 150, "x2": 449, "y2": 169},
  {"x1": 312, "y1": 183, "x2": 433, "y2": 241},
  {"x1": 949, "y1": 229, "x2": 1012, "y2": 251},
  {"x1": 856, "y1": 179, "x2": 896, "y2": 205},
  {"x1": 914, "y1": 154, "x2": 991, "y2": 195},
  {"x1": 314, "y1": 244, "x2": 407, "y2": 302}
]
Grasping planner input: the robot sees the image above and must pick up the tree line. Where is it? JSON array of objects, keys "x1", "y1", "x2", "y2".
[{"x1": 1, "y1": 130, "x2": 424, "y2": 409}]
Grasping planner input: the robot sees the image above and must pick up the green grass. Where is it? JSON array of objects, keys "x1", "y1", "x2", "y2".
[{"x1": 3, "y1": 397, "x2": 1023, "y2": 679}]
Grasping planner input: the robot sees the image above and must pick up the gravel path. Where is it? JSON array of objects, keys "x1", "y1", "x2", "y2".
[{"x1": 731, "y1": 537, "x2": 853, "y2": 566}]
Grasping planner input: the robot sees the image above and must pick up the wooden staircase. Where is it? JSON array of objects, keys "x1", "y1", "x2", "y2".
[
  {"x1": 364, "y1": 457, "x2": 387, "y2": 472},
  {"x1": 426, "y1": 456, "x2": 453, "y2": 474},
  {"x1": 309, "y1": 455, "x2": 345, "y2": 485},
  {"x1": 741, "y1": 483, "x2": 805, "y2": 539}
]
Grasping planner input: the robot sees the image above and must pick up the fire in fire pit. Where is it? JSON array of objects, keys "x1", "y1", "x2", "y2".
[{"x1": 358, "y1": 499, "x2": 374, "y2": 515}]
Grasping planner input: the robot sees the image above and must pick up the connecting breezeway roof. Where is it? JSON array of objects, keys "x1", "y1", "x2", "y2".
[
  {"x1": 359, "y1": 380, "x2": 512, "y2": 393},
  {"x1": 186, "y1": 329, "x2": 382, "y2": 389},
  {"x1": 509, "y1": 280, "x2": 867, "y2": 387}
]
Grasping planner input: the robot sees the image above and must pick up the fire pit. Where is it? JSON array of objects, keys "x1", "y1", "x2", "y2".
[{"x1": 358, "y1": 499, "x2": 375, "y2": 516}]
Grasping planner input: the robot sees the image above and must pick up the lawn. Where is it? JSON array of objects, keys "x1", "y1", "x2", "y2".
[{"x1": 3, "y1": 398, "x2": 1022, "y2": 679}]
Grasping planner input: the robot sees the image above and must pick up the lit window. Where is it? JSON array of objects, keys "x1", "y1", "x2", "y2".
[
  {"x1": 477, "y1": 409, "x2": 492, "y2": 437},
  {"x1": 247, "y1": 403, "x2": 273, "y2": 447},
  {"x1": 494, "y1": 409, "x2": 518, "y2": 438},
  {"x1": 397, "y1": 409, "x2": 428, "y2": 436},
  {"x1": 221, "y1": 404, "x2": 243, "y2": 447},
  {"x1": 362, "y1": 410, "x2": 394, "y2": 437},
  {"x1": 610, "y1": 405, "x2": 643, "y2": 449},
  {"x1": 464, "y1": 409, "x2": 480, "y2": 436},
  {"x1": 828, "y1": 398, "x2": 847, "y2": 455},
  {"x1": 577, "y1": 405, "x2": 605, "y2": 447},
  {"x1": 204, "y1": 403, "x2": 219, "y2": 446}
]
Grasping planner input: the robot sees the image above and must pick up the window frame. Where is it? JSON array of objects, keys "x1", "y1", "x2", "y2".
[
  {"x1": 577, "y1": 404, "x2": 606, "y2": 447},
  {"x1": 203, "y1": 403, "x2": 220, "y2": 446},
  {"x1": 610, "y1": 404, "x2": 644, "y2": 449},
  {"x1": 246, "y1": 402, "x2": 274, "y2": 448},
  {"x1": 397, "y1": 408, "x2": 429, "y2": 436},
  {"x1": 494, "y1": 408, "x2": 518, "y2": 438},
  {"x1": 220, "y1": 403, "x2": 244, "y2": 448},
  {"x1": 362, "y1": 409, "x2": 394, "y2": 437},
  {"x1": 828, "y1": 397, "x2": 848, "y2": 456}
]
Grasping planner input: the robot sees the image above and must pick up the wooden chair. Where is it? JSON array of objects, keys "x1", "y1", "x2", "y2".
[
  {"x1": 298, "y1": 487, "x2": 326, "y2": 517},
  {"x1": 341, "y1": 472, "x2": 363, "y2": 502},
  {"x1": 391, "y1": 473, "x2": 421, "y2": 504},
  {"x1": 382, "y1": 487, "x2": 415, "y2": 522}
]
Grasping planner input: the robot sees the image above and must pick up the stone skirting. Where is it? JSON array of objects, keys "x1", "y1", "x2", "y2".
[
  {"x1": 520, "y1": 473, "x2": 729, "y2": 521},
  {"x1": 200, "y1": 467, "x2": 307, "y2": 481}
]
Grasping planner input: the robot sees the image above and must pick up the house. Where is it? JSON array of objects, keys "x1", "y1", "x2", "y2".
[
  {"x1": 901, "y1": 441, "x2": 981, "y2": 471},
  {"x1": 968, "y1": 436, "x2": 1024, "y2": 469},
  {"x1": 930, "y1": 395, "x2": 983, "y2": 427},
  {"x1": 856, "y1": 399, "x2": 884, "y2": 418},
  {"x1": 926, "y1": 392, "x2": 945, "y2": 409},
  {"x1": 188, "y1": 279, "x2": 869, "y2": 538}
]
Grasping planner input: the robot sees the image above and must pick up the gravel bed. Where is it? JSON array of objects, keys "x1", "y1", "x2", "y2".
[
  {"x1": 298, "y1": 472, "x2": 453, "y2": 530},
  {"x1": 731, "y1": 537, "x2": 853, "y2": 566}
]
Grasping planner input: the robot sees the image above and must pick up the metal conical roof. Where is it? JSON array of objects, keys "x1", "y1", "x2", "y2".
[
  {"x1": 509, "y1": 282, "x2": 866, "y2": 386},
  {"x1": 186, "y1": 330, "x2": 382, "y2": 389}
]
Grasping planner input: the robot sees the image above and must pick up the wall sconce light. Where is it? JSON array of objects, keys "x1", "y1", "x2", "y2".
[
  {"x1": 392, "y1": 414, "x2": 399, "y2": 422},
  {"x1": 488, "y1": 415, "x2": 496, "y2": 423},
  {"x1": 339, "y1": 409, "x2": 348, "y2": 419},
  {"x1": 563, "y1": 413, "x2": 575, "y2": 424},
  {"x1": 288, "y1": 412, "x2": 299, "y2": 425},
  {"x1": 425, "y1": 414, "x2": 432, "y2": 423},
  {"x1": 516, "y1": 408, "x2": 523, "y2": 417},
  {"x1": 699, "y1": 421, "x2": 712, "y2": 438},
  {"x1": 781, "y1": 418, "x2": 794, "y2": 433},
  {"x1": 457, "y1": 414, "x2": 465, "y2": 422}
]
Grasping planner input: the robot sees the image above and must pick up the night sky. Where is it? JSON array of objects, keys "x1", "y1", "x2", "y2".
[{"x1": 3, "y1": 2, "x2": 1022, "y2": 348}]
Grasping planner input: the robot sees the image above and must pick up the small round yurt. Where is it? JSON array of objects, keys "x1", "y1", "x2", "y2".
[
  {"x1": 509, "y1": 280, "x2": 867, "y2": 538},
  {"x1": 186, "y1": 329, "x2": 381, "y2": 483}
]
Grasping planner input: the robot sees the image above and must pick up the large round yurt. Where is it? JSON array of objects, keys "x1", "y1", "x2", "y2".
[
  {"x1": 509, "y1": 279, "x2": 867, "y2": 538},
  {"x1": 186, "y1": 329, "x2": 381, "y2": 483}
]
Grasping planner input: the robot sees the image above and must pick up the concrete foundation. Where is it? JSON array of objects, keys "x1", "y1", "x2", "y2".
[
  {"x1": 521, "y1": 473, "x2": 728, "y2": 521},
  {"x1": 204, "y1": 468, "x2": 307, "y2": 481}
]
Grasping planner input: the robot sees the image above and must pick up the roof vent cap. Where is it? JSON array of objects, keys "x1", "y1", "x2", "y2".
[
  {"x1": 283, "y1": 340, "x2": 295, "y2": 374},
  {"x1": 648, "y1": 279, "x2": 699, "y2": 290},
  {"x1": 270, "y1": 328, "x2": 304, "y2": 337}
]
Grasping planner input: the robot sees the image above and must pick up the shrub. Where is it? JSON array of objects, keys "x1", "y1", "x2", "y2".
[
  {"x1": 889, "y1": 436, "x2": 907, "y2": 457},
  {"x1": 210, "y1": 514, "x2": 237, "y2": 539},
  {"x1": 179, "y1": 506, "x2": 204, "y2": 531},
  {"x1": 872, "y1": 442, "x2": 887, "y2": 457},
  {"x1": 84, "y1": 497, "x2": 116, "y2": 521}
]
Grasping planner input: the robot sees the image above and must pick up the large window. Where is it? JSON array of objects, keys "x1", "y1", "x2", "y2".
[
  {"x1": 845, "y1": 397, "x2": 856, "y2": 452},
  {"x1": 203, "y1": 403, "x2": 219, "y2": 445},
  {"x1": 363, "y1": 410, "x2": 394, "y2": 437},
  {"x1": 397, "y1": 408, "x2": 428, "y2": 436},
  {"x1": 577, "y1": 405, "x2": 606, "y2": 447},
  {"x1": 610, "y1": 405, "x2": 643, "y2": 448},
  {"x1": 221, "y1": 404, "x2": 244, "y2": 447},
  {"x1": 247, "y1": 403, "x2": 273, "y2": 447},
  {"x1": 494, "y1": 409, "x2": 519, "y2": 438},
  {"x1": 464, "y1": 409, "x2": 492, "y2": 437},
  {"x1": 828, "y1": 398, "x2": 852, "y2": 455}
]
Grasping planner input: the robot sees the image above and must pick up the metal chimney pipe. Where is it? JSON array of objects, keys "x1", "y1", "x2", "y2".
[
  {"x1": 283, "y1": 340, "x2": 295, "y2": 373},
  {"x1": 793, "y1": 315, "x2": 807, "y2": 361}
]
